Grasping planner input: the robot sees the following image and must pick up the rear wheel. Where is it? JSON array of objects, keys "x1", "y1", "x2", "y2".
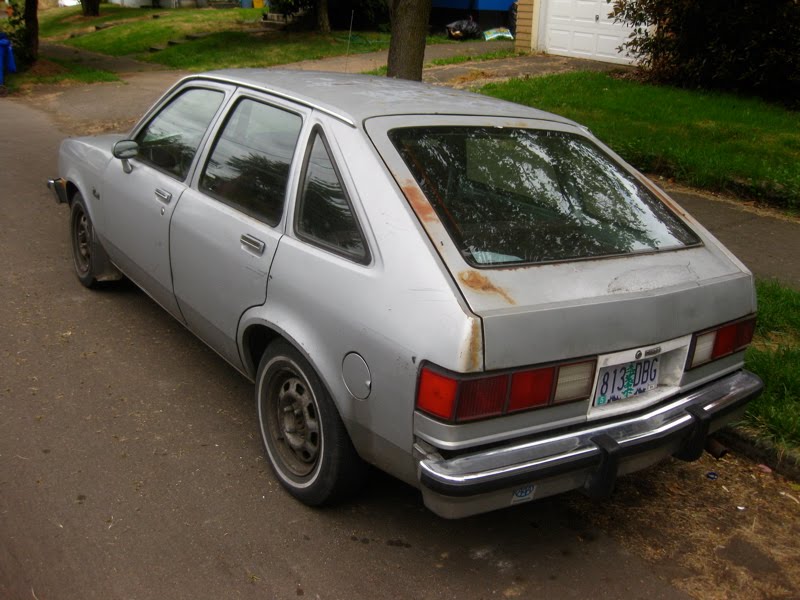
[
  {"x1": 256, "y1": 340, "x2": 366, "y2": 506},
  {"x1": 70, "y1": 193, "x2": 98, "y2": 288}
]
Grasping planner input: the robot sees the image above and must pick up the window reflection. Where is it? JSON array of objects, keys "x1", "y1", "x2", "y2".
[
  {"x1": 297, "y1": 131, "x2": 367, "y2": 261},
  {"x1": 135, "y1": 88, "x2": 224, "y2": 180},
  {"x1": 200, "y1": 99, "x2": 302, "y2": 226},
  {"x1": 390, "y1": 127, "x2": 699, "y2": 265}
]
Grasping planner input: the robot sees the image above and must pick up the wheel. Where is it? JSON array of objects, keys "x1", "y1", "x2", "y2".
[
  {"x1": 69, "y1": 193, "x2": 98, "y2": 288},
  {"x1": 256, "y1": 340, "x2": 366, "y2": 506}
]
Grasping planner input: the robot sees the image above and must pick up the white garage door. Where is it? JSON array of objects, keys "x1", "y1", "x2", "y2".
[{"x1": 544, "y1": 0, "x2": 634, "y2": 64}]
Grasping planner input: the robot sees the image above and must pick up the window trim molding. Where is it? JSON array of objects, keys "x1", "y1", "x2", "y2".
[{"x1": 294, "y1": 125, "x2": 371, "y2": 266}]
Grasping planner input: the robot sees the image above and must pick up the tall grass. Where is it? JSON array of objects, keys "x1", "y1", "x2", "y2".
[{"x1": 744, "y1": 280, "x2": 800, "y2": 448}]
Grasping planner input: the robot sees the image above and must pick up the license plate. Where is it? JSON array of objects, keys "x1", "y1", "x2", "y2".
[{"x1": 593, "y1": 357, "x2": 659, "y2": 407}]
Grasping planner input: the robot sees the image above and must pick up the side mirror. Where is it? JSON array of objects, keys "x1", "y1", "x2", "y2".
[{"x1": 113, "y1": 140, "x2": 139, "y2": 174}]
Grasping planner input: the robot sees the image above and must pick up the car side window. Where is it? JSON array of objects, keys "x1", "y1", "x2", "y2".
[
  {"x1": 200, "y1": 98, "x2": 302, "y2": 227},
  {"x1": 134, "y1": 88, "x2": 224, "y2": 181},
  {"x1": 296, "y1": 128, "x2": 369, "y2": 263}
]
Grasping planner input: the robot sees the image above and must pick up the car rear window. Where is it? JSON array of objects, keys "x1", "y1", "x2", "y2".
[{"x1": 389, "y1": 127, "x2": 700, "y2": 266}]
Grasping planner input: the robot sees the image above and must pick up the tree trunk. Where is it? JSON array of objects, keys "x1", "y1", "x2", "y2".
[
  {"x1": 23, "y1": 0, "x2": 38, "y2": 61},
  {"x1": 386, "y1": 0, "x2": 432, "y2": 81},
  {"x1": 81, "y1": 0, "x2": 101, "y2": 17},
  {"x1": 316, "y1": 0, "x2": 331, "y2": 34}
]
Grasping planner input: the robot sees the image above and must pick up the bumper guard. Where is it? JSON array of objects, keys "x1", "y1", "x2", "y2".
[
  {"x1": 417, "y1": 370, "x2": 762, "y2": 500},
  {"x1": 47, "y1": 178, "x2": 69, "y2": 205}
]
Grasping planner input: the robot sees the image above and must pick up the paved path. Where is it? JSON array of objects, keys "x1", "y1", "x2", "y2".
[{"x1": 0, "y1": 97, "x2": 695, "y2": 600}]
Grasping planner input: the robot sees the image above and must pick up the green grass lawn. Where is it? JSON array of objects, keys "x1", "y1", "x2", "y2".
[
  {"x1": 37, "y1": 6, "x2": 405, "y2": 72},
  {"x1": 41, "y1": 6, "x2": 267, "y2": 55},
  {"x1": 144, "y1": 30, "x2": 391, "y2": 71},
  {"x1": 745, "y1": 280, "x2": 800, "y2": 450},
  {"x1": 481, "y1": 72, "x2": 800, "y2": 211},
  {"x1": 2, "y1": 58, "x2": 119, "y2": 90}
]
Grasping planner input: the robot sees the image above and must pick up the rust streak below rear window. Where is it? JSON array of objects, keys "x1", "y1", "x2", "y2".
[
  {"x1": 400, "y1": 179, "x2": 438, "y2": 223},
  {"x1": 459, "y1": 271, "x2": 516, "y2": 305}
]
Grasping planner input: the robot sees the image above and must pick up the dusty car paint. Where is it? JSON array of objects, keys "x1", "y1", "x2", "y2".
[{"x1": 51, "y1": 70, "x2": 762, "y2": 518}]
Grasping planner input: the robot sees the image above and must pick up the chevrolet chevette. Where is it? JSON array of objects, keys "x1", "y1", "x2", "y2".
[{"x1": 48, "y1": 71, "x2": 762, "y2": 518}]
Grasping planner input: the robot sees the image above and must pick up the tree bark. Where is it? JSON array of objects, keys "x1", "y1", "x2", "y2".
[
  {"x1": 23, "y1": 0, "x2": 38, "y2": 61},
  {"x1": 386, "y1": 0, "x2": 432, "y2": 81},
  {"x1": 316, "y1": 0, "x2": 330, "y2": 34},
  {"x1": 81, "y1": 0, "x2": 101, "y2": 17}
]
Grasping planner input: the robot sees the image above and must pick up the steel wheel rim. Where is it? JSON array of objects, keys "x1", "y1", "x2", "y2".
[
  {"x1": 266, "y1": 369, "x2": 321, "y2": 478},
  {"x1": 72, "y1": 209, "x2": 91, "y2": 275}
]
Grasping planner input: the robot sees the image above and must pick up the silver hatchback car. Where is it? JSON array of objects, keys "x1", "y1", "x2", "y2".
[{"x1": 49, "y1": 71, "x2": 762, "y2": 518}]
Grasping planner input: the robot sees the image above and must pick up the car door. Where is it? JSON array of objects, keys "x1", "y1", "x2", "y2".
[
  {"x1": 169, "y1": 92, "x2": 308, "y2": 369},
  {"x1": 101, "y1": 84, "x2": 230, "y2": 319}
]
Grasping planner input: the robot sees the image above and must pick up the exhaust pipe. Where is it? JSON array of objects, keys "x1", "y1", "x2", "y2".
[{"x1": 705, "y1": 436, "x2": 729, "y2": 459}]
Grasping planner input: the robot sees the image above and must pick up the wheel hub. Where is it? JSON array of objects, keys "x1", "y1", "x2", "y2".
[{"x1": 271, "y1": 374, "x2": 320, "y2": 477}]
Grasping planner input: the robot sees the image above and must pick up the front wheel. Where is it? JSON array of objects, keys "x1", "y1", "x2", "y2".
[
  {"x1": 69, "y1": 194, "x2": 98, "y2": 288},
  {"x1": 256, "y1": 340, "x2": 366, "y2": 506}
]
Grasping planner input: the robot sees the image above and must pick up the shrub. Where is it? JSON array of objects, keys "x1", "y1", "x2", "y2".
[
  {"x1": 1, "y1": 0, "x2": 34, "y2": 69},
  {"x1": 611, "y1": 0, "x2": 800, "y2": 107}
]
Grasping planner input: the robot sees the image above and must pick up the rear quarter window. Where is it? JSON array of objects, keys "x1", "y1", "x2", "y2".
[{"x1": 389, "y1": 127, "x2": 700, "y2": 266}]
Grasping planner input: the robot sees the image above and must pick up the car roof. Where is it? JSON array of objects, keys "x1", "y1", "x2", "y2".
[{"x1": 191, "y1": 69, "x2": 576, "y2": 128}]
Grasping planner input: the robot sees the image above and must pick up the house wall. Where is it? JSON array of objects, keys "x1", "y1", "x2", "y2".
[{"x1": 514, "y1": 0, "x2": 537, "y2": 52}]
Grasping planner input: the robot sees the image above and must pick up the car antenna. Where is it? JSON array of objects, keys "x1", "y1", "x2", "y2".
[{"x1": 345, "y1": 10, "x2": 354, "y2": 73}]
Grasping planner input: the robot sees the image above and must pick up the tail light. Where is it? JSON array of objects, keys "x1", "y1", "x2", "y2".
[
  {"x1": 416, "y1": 358, "x2": 597, "y2": 423},
  {"x1": 687, "y1": 315, "x2": 756, "y2": 369}
]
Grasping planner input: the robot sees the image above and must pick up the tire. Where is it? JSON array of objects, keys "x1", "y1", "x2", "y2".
[
  {"x1": 69, "y1": 193, "x2": 99, "y2": 288},
  {"x1": 256, "y1": 339, "x2": 366, "y2": 506}
]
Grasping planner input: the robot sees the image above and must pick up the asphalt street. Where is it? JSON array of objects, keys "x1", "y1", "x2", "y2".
[
  {"x1": 2, "y1": 70, "x2": 799, "y2": 599},
  {"x1": 0, "y1": 96, "x2": 692, "y2": 599}
]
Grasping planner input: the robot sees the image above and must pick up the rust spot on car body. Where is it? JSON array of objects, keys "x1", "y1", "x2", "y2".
[
  {"x1": 468, "y1": 318, "x2": 482, "y2": 371},
  {"x1": 458, "y1": 271, "x2": 516, "y2": 305},
  {"x1": 400, "y1": 180, "x2": 437, "y2": 223}
]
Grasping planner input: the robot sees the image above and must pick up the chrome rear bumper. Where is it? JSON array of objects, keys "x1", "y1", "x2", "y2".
[{"x1": 416, "y1": 370, "x2": 762, "y2": 518}]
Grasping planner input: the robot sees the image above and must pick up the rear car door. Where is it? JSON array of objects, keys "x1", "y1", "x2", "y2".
[
  {"x1": 169, "y1": 91, "x2": 307, "y2": 370},
  {"x1": 101, "y1": 84, "x2": 230, "y2": 319}
]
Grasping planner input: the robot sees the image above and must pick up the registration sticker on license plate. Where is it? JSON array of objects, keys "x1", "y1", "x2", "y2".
[{"x1": 593, "y1": 357, "x2": 659, "y2": 407}]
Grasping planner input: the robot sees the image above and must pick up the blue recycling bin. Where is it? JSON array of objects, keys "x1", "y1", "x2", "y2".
[{"x1": 0, "y1": 33, "x2": 18, "y2": 86}]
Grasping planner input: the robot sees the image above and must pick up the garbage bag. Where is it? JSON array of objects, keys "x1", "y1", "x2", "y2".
[{"x1": 446, "y1": 18, "x2": 482, "y2": 40}]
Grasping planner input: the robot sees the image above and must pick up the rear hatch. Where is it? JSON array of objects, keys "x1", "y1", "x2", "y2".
[{"x1": 367, "y1": 115, "x2": 755, "y2": 421}]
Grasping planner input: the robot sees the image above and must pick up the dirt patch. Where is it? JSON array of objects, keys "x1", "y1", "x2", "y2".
[
  {"x1": 25, "y1": 59, "x2": 69, "y2": 78},
  {"x1": 449, "y1": 70, "x2": 496, "y2": 86},
  {"x1": 567, "y1": 453, "x2": 800, "y2": 599}
]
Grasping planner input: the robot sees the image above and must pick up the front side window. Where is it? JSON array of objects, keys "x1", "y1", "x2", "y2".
[
  {"x1": 200, "y1": 98, "x2": 302, "y2": 226},
  {"x1": 389, "y1": 127, "x2": 700, "y2": 266},
  {"x1": 135, "y1": 88, "x2": 224, "y2": 180},
  {"x1": 295, "y1": 129, "x2": 368, "y2": 263}
]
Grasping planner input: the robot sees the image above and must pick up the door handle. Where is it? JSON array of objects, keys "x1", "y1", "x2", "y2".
[
  {"x1": 240, "y1": 234, "x2": 266, "y2": 256},
  {"x1": 155, "y1": 188, "x2": 172, "y2": 204}
]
